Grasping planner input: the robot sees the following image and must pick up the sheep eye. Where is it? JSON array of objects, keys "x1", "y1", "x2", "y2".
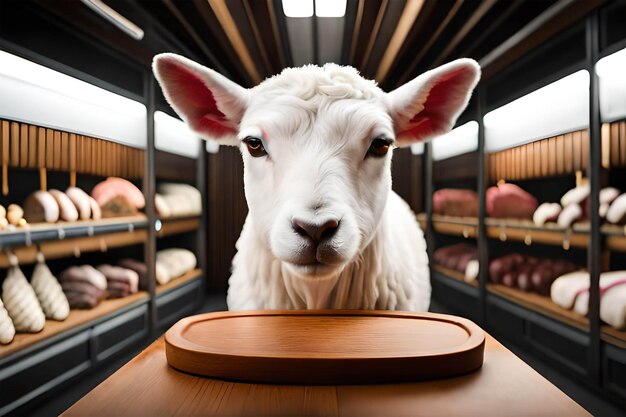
[
  {"x1": 243, "y1": 136, "x2": 267, "y2": 157},
  {"x1": 367, "y1": 137, "x2": 392, "y2": 158}
]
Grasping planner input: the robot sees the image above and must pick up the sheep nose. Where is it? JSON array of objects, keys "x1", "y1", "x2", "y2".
[{"x1": 292, "y1": 217, "x2": 339, "y2": 243}]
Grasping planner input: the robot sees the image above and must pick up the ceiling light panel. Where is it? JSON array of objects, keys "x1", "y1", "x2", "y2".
[
  {"x1": 282, "y1": 0, "x2": 313, "y2": 17},
  {"x1": 597, "y1": 46, "x2": 626, "y2": 122},
  {"x1": 432, "y1": 121, "x2": 479, "y2": 161},
  {"x1": 484, "y1": 70, "x2": 589, "y2": 153},
  {"x1": 0, "y1": 50, "x2": 146, "y2": 148},
  {"x1": 315, "y1": 0, "x2": 347, "y2": 17}
]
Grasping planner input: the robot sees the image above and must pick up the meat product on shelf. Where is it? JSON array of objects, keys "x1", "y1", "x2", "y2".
[
  {"x1": 0, "y1": 204, "x2": 7, "y2": 231},
  {"x1": 31, "y1": 261, "x2": 70, "y2": 321},
  {"x1": 66, "y1": 187, "x2": 92, "y2": 220},
  {"x1": 100, "y1": 195, "x2": 137, "y2": 217},
  {"x1": 551, "y1": 271, "x2": 626, "y2": 330},
  {"x1": 606, "y1": 194, "x2": 626, "y2": 225},
  {"x1": 433, "y1": 244, "x2": 477, "y2": 270},
  {"x1": 6, "y1": 204, "x2": 25, "y2": 226},
  {"x1": 560, "y1": 185, "x2": 590, "y2": 207},
  {"x1": 117, "y1": 259, "x2": 149, "y2": 291},
  {"x1": 49, "y1": 189, "x2": 79, "y2": 222},
  {"x1": 157, "y1": 183, "x2": 202, "y2": 217},
  {"x1": 0, "y1": 297, "x2": 15, "y2": 344},
  {"x1": 156, "y1": 248, "x2": 197, "y2": 285},
  {"x1": 516, "y1": 266, "x2": 534, "y2": 292},
  {"x1": 488, "y1": 253, "x2": 524, "y2": 283},
  {"x1": 432, "y1": 188, "x2": 479, "y2": 217},
  {"x1": 557, "y1": 204, "x2": 582, "y2": 228},
  {"x1": 89, "y1": 196, "x2": 102, "y2": 220},
  {"x1": 533, "y1": 203, "x2": 561, "y2": 226},
  {"x1": 489, "y1": 254, "x2": 577, "y2": 295},
  {"x1": 23, "y1": 191, "x2": 59, "y2": 223},
  {"x1": 486, "y1": 183, "x2": 538, "y2": 219},
  {"x1": 58, "y1": 265, "x2": 107, "y2": 309},
  {"x1": 464, "y1": 260, "x2": 479, "y2": 283},
  {"x1": 2, "y1": 266, "x2": 45, "y2": 332},
  {"x1": 155, "y1": 194, "x2": 171, "y2": 218},
  {"x1": 92, "y1": 177, "x2": 145, "y2": 211},
  {"x1": 97, "y1": 264, "x2": 139, "y2": 298}
]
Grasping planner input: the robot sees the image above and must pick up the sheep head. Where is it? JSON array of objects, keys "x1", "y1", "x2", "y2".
[{"x1": 154, "y1": 54, "x2": 480, "y2": 279}]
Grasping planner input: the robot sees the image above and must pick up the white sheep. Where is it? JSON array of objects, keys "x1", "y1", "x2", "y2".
[{"x1": 153, "y1": 54, "x2": 480, "y2": 311}]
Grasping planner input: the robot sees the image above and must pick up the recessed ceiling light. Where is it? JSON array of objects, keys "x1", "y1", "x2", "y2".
[
  {"x1": 282, "y1": 0, "x2": 313, "y2": 18},
  {"x1": 315, "y1": 0, "x2": 347, "y2": 17}
]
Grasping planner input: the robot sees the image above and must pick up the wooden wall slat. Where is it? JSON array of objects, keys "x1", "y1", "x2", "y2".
[
  {"x1": 581, "y1": 130, "x2": 589, "y2": 171},
  {"x1": 611, "y1": 122, "x2": 620, "y2": 167},
  {"x1": 10, "y1": 121, "x2": 20, "y2": 167},
  {"x1": 53, "y1": 130, "x2": 61, "y2": 170},
  {"x1": 60, "y1": 132, "x2": 69, "y2": 171},
  {"x1": 620, "y1": 121, "x2": 626, "y2": 166},
  {"x1": 28, "y1": 125, "x2": 37, "y2": 168},
  {"x1": 45, "y1": 129, "x2": 54, "y2": 169},
  {"x1": 556, "y1": 135, "x2": 564, "y2": 174},
  {"x1": 20, "y1": 123, "x2": 28, "y2": 168}
]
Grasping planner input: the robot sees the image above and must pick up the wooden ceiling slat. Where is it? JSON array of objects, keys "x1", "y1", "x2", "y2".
[
  {"x1": 161, "y1": 0, "x2": 227, "y2": 72},
  {"x1": 480, "y1": 0, "x2": 609, "y2": 80},
  {"x1": 375, "y1": 0, "x2": 425, "y2": 83},
  {"x1": 395, "y1": 0, "x2": 464, "y2": 86},
  {"x1": 207, "y1": 0, "x2": 262, "y2": 84},
  {"x1": 268, "y1": 0, "x2": 292, "y2": 68},
  {"x1": 431, "y1": 0, "x2": 498, "y2": 67},
  {"x1": 359, "y1": 0, "x2": 390, "y2": 70},
  {"x1": 457, "y1": 0, "x2": 525, "y2": 59},
  {"x1": 241, "y1": 0, "x2": 274, "y2": 77},
  {"x1": 348, "y1": 0, "x2": 365, "y2": 65}
]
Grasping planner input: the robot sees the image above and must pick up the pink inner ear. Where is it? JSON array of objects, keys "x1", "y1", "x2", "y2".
[
  {"x1": 399, "y1": 66, "x2": 474, "y2": 140},
  {"x1": 160, "y1": 59, "x2": 236, "y2": 137}
]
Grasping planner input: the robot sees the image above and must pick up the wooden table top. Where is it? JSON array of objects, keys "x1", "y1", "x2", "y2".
[{"x1": 62, "y1": 333, "x2": 590, "y2": 417}]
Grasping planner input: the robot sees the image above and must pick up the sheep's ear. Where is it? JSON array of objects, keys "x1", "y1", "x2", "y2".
[
  {"x1": 152, "y1": 53, "x2": 249, "y2": 146},
  {"x1": 388, "y1": 59, "x2": 480, "y2": 147}
]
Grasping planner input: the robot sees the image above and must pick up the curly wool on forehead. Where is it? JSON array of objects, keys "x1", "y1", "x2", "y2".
[{"x1": 253, "y1": 64, "x2": 384, "y2": 102}]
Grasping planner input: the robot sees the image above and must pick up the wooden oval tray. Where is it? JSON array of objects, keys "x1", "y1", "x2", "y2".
[{"x1": 165, "y1": 310, "x2": 485, "y2": 385}]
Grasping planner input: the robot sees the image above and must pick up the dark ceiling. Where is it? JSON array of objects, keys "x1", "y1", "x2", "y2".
[{"x1": 11, "y1": 0, "x2": 610, "y2": 91}]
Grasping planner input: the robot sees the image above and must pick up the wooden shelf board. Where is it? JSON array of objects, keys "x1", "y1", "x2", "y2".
[
  {"x1": 485, "y1": 219, "x2": 589, "y2": 249},
  {"x1": 157, "y1": 216, "x2": 201, "y2": 238},
  {"x1": 0, "y1": 229, "x2": 148, "y2": 268},
  {"x1": 431, "y1": 215, "x2": 479, "y2": 238},
  {"x1": 601, "y1": 326, "x2": 626, "y2": 349},
  {"x1": 433, "y1": 265, "x2": 478, "y2": 288},
  {"x1": 488, "y1": 284, "x2": 589, "y2": 331},
  {"x1": 0, "y1": 291, "x2": 149, "y2": 358},
  {"x1": 156, "y1": 268, "x2": 202, "y2": 295},
  {"x1": 603, "y1": 224, "x2": 626, "y2": 252},
  {"x1": 488, "y1": 284, "x2": 626, "y2": 348}
]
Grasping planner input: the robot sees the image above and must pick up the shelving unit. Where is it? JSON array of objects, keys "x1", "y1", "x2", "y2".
[
  {"x1": 157, "y1": 216, "x2": 201, "y2": 238},
  {"x1": 419, "y1": 2, "x2": 626, "y2": 407},
  {"x1": 0, "y1": 5, "x2": 209, "y2": 414}
]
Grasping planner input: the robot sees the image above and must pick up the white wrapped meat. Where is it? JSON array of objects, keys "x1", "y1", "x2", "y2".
[
  {"x1": 0, "y1": 297, "x2": 15, "y2": 344},
  {"x1": 156, "y1": 248, "x2": 197, "y2": 284},
  {"x1": 2, "y1": 266, "x2": 46, "y2": 332},
  {"x1": 31, "y1": 262, "x2": 70, "y2": 321}
]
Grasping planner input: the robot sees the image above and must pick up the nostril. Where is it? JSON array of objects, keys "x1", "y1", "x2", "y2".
[
  {"x1": 292, "y1": 217, "x2": 340, "y2": 243},
  {"x1": 320, "y1": 219, "x2": 339, "y2": 241}
]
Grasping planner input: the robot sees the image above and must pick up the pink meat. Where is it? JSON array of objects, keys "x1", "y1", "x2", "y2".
[
  {"x1": 433, "y1": 189, "x2": 479, "y2": 217},
  {"x1": 487, "y1": 183, "x2": 538, "y2": 219},
  {"x1": 91, "y1": 177, "x2": 145, "y2": 209}
]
